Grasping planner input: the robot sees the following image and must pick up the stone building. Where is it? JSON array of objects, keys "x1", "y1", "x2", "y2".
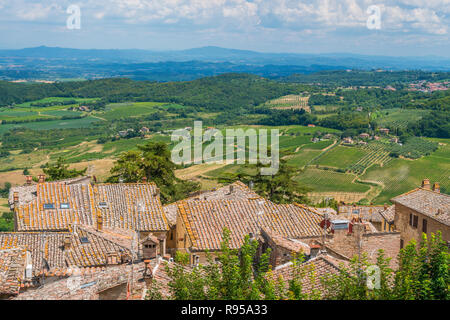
[
  {"x1": 175, "y1": 199, "x2": 324, "y2": 265},
  {"x1": 163, "y1": 181, "x2": 261, "y2": 254},
  {"x1": 268, "y1": 254, "x2": 345, "y2": 298},
  {"x1": 323, "y1": 219, "x2": 401, "y2": 266},
  {"x1": 391, "y1": 179, "x2": 449, "y2": 248},
  {"x1": 3, "y1": 176, "x2": 171, "y2": 299},
  {"x1": 338, "y1": 204, "x2": 395, "y2": 232},
  {"x1": 9, "y1": 177, "x2": 169, "y2": 254},
  {"x1": 259, "y1": 228, "x2": 311, "y2": 267}
]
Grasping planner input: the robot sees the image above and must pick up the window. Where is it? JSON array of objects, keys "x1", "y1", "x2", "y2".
[
  {"x1": 413, "y1": 215, "x2": 418, "y2": 228},
  {"x1": 98, "y1": 202, "x2": 108, "y2": 209},
  {"x1": 43, "y1": 203, "x2": 55, "y2": 209},
  {"x1": 60, "y1": 203, "x2": 70, "y2": 209},
  {"x1": 400, "y1": 239, "x2": 404, "y2": 249},
  {"x1": 410, "y1": 213, "x2": 419, "y2": 228},
  {"x1": 422, "y1": 219, "x2": 428, "y2": 234},
  {"x1": 80, "y1": 237, "x2": 90, "y2": 244}
]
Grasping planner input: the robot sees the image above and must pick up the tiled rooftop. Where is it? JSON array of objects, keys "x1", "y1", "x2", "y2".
[
  {"x1": 13, "y1": 182, "x2": 168, "y2": 232},
  {"x1": 0, "y1": 247, "x2": 27, "y2": 296},
  {"x1": 269, "y1": 255, "x2": 344, "y2": 296},
  {"x1": 0, "y1": 227, "x2": 133, "y2": 278},
  {"x1": 261, "y1": 228, "x2": 311, "y2": 255},
  {"x1": 338, "y1": 205, "x2": 386, "y2": 223},
  {"x1": 379, "y1": 205, "x2": 395, "y2": 224},
  {"x1": 391, "y1": 188, "x2": 450, "y2": 226},
  {"x1": 178, "y1": 200, "x2": 324, "y2": 251},
  {"x1": 0, "y1": 232, "x2": 66, "y2": 277},
  {"x1": 163, "y1": 181, "x2": 261, "y2": 226},
  {"x1": 13, "y1": 262, "x2": 149, "y2": 300}
]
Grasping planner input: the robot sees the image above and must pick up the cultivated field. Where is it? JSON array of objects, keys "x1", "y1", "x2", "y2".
[{"x1": 268, "y1": 95, "x2": 311, "y2": 112}]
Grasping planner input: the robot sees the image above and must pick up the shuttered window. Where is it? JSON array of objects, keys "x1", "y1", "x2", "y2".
[
  {"x1": 422, "y1": 219, "x2": 428, "y2": 234},
  {"x1": 413, "y1": 215, "x2": 419, "y2": 228}
]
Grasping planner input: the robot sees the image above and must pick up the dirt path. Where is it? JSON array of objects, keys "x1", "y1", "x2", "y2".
[{"x1": 175, "y1": 163, "x2": 228, "y2": 180}]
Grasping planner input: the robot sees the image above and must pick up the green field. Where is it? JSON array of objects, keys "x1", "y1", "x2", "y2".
[
  {"x1": 294, "y1": 168, "x2": 370, "y2": 193},
  {"x1": 100, "y1": 102, "x2": 166, "y2": 120},
  {"x1": 0, "y1": 95, "x2": 448, "y2": 207},
  {"x1": 16, "y1": 97, "x2": 97, "y2": 108},
  {"x1": 3, "y1": 116, "x2": 100, "y2": 130},
  {"x1": 315, "y1": 145, "x2": 367, "y2": 168},
  {"x1": 285, "y1": 150, "x2": 322, "y2": 167},
  {"x1": 361, "y1": 139, "x2": 450, "y2": 203},
  {"x1": 374, "y1": 108, "x2": 430, "y2": 128}
]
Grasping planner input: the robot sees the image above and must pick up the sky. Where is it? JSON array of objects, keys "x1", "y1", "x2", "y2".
[{"x1": 0, "y1": 0, "x2": 449, "y2": 57}]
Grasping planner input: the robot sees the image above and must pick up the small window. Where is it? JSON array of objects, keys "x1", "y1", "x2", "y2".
[
  {"x1": 60, "y1": 203, "x2": 70, "y2": 209},
  {"x1": 400, "y1": 239, "x2": 404, "y2": 249},
  {"x1": 413, "y1": 215, "x2": 418, "y2": 228},
  {"x1": 43, "y1": 203, "x2": 55, "y2": 209},
  {"x1": 80, "y1": 237, "x2": 90, "y2": 244},
  {"x1": 98, "y1": 202, "x2": 108, "y2": 209},
  {"x1": 422, "y1": 219, "x2": 428, "y2": 234},
  {"x1": 409, "y1": 213, "x2": 413, "y2": 226}
]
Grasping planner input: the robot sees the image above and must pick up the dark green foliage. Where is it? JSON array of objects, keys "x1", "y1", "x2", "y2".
[
  {"x1": 107, "y1": 141, "x2": 200, "y2": 204},
  {"x1": 393, "y1": 232, "x2": 449, "y2": 300},
  {"x1": 407, "y1": 111, "x2": 450, "y2": 138},
  {"x1": 282, "y1": 70, "x2": 450, "y2": 88},
  {"x1": 389, "y1": 137, "x2": 439, "y2": 159},
  {"x1": 251, "y1": 160, "x2": 310, "y2": 204},
  {"x1": 0, "y1": 211, "x2": 14, "y2": 232},
  {"x1": 152, "y1": 230, "x2": 449, "y2": 300},
  {"x1": 258, "y1": 109, "x2": 317, "y2": 126},
  {"x1": 309, "y1": 94, "x2": 340, "y2": 105},
  {"x1": 0, "y1": 182, "x2": 11, "y2": 198},
  {"x1": 43, "y1": 157, "x2": 87, "y2": 181}
]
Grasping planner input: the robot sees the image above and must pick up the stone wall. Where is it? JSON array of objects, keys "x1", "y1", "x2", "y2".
[
  {"x1": 326, "y1": 224, "x2": 400, "y2": 267},
  {"x1": 394, "y1": 203, "x2": 449, "y2": 246}
]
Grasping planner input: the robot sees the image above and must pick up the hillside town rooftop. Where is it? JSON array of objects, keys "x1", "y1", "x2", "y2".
[{"x1": 391, "y1": 187, "x2": 450, "y2": 226}]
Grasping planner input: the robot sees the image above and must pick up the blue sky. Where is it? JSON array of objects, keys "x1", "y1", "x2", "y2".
[{"x1": 0, "y1": 0, "x2": 449, "y2": 57}]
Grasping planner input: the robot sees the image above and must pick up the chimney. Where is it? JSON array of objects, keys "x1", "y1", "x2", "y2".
[
  {"x1": 421, "y1": 179, "x2": 431, "y2": 190},
  {"x1": 154, "y1": 187, "x2": 160, "y2": 197},
  {"x1": 142, "y1": 176, "x2": 147, "y2": 183},
  {"x1": 38, "y1": 174, "x2": 46, "y2": 183},
  {"x1": 26, "y1": 176, "x2": 33, "y2": 185},
  {"x1": 13, "y1": 192, "x2": 19, "y2": 205},
  {"x1": 63, "y1": 236, "x2": 71, "y2": 250},
  {"x1": 384, "y1": 203, "x2": 388, "y2": 210},
  {"x1": 97, "y1": 214, "x2": 103, "y2": 231},
  {"x1": 229, "y1": 185, "x2": 234, "y2": 194},
  {"x1": 433, "y1": 182, "x2": 440, "y2": 193}
]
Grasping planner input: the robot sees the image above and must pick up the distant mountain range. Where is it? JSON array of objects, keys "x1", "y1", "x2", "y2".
[{"x1": 0, "y1": 46, "x2": 449, "y2": 81}]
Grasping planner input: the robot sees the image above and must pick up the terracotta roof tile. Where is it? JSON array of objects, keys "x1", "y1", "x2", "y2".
[
  {"x1": 391, "y1": 188, "x2": 450, "y2": 226},
  {"x1": 13, "y1": 182, "x2": 168, "y2": 232},
  {"x1": 178, "y1": 200, "x2": 324, "y2": 251},
  {"x1": 338, "y1": 205, "x2": 386, "y2": 223},
  {"x1": 163, "y1": 181, "x2": 261, "y2": 226},
  {"x1": 270, "y1": 255, "x2": 344, "y2": 296},
  {"x1": 0, "y1": 247, "x2": 27, "y2": 295}
]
